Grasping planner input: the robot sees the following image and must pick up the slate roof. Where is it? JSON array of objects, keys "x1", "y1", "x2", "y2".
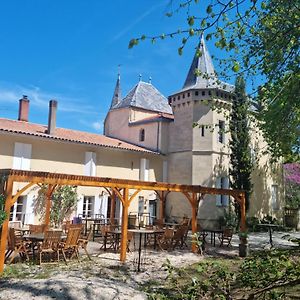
[
  {"x1": 113, "y1": 81, "x2": 172, "y2": 114},
  {"x1": 129, "y1": 113, "x2": 174, "y2": 126},
  {"x1": 177, "y1": 35, "x2": 234, "y2": 93},
  {"x1": 0, "y1": 118, "x2": 156, "y2": 154},
  {"x1": 110, "y1": 73, "x2": 121, "y2": 109}
]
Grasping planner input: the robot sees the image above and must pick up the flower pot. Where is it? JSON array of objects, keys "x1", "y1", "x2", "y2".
[{"x1": 239, "y1": 243, "x2": 249, "y2": 257}]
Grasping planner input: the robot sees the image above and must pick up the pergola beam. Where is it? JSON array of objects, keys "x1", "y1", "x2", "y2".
[{"x1": 0, "y1": 169, "x2": 247, "y2": 275}]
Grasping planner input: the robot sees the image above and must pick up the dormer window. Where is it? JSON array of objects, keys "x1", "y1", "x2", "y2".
[{"x1": 139, "y1": 129, "x2": 145, "y2": 142}]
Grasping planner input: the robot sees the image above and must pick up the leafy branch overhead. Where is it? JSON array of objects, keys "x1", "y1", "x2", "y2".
[{"x1": 129, "y1": 0, "x2": 300, "y2": 160}]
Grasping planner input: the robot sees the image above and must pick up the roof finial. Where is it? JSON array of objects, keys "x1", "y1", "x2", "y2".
[
  {"x1": 139, "y1": 74, "x2": 142, "y2": 82},
  {"x1": 149, "y1": 76, "x2": 152, "y2": 84}
]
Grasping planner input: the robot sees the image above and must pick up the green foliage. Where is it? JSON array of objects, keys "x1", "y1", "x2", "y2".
[
  {"x1": 146, "y1": 250, "x2": 300, "y2": 299},
  {"x1": 0, "y1": 194, "x2": 7, "y2": 227},
  {"x1": 129, "y1": 0, "x2": 300, "y2": 161},
  {"x1": 229, "y1": 76, "x2": 253, "y2": 215},
  {"x1": 34, "y1": 185, "x2": 78, "y2": 227}
]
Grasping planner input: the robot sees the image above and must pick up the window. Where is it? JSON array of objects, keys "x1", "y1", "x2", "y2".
[
  {"x1": 195, "y1": 91, "x2": 199, "y2": 96},
  {"x1": 208, "y1": 91, "x2": 212, "y2": 96},
  {"x1": 182, "y1": 93, "x2": 185, "y2": 99},
  {"x1": 218, "y1": 120, "x2": 225, "y2": 143},
  {"x1": 187, "y1": 92, "x2": 190, "y2": 97},
  {"x1": 216, "y1": 177, "x2": 229, "y2": 206},
  {"x1": 177, "y1": 95, "x2": 180, "y2": 100},
  {"x1": 140, "y1": 158, "x2": 149, "y2": 181},
  {"x1": 139, "y1": 128, "x2": 145, "y2": 142},
  {"x1": 138, "y1": 196, "x2": 144, "y2": 215},
  {"x1": 201, "y1": 126, "x2": 205, "y2": 137},
  {"x1": 216, "y1": 91, "x2": 219, "y2": 97},
  {"x1": 271, "y1": 185, "x2": 279, "y2": 211},
  {"x1": 13, "y1": 142, "x2": 32, "y2": 170},
  {"x1": 202, "y1": 91, "x2": 206, "y2": 96},
  {"x1": 82, "y1": 196, "x2": 94, "y2": 218},
  {"x1": 84, "y1": 152, "x2": 96, "y2": 176},
  {"x1": 9, "y1": 196, "x2": 26, "y2": 223}
]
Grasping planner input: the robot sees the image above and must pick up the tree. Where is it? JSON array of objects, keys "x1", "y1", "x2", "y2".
[
  {"x1": 34, "y1": 185, "x2": 78, "y2": 228},
  {"x1": 0, "y1": 194, "x2": 7, "y2": 227},
  {"x1": 284, "y1": 163, "x2": 300, "y2": 208},
  {"x1": 229, "y1": 76, "x2": 253, "y2": 217},
  {"x1": 129, "y1": 0, "x2": 300, "y2": 160}
]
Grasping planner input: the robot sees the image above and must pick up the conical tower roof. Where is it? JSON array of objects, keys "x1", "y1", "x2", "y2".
[
  {"x1": 179, "y1": 35, "x2": 234, "y2": 93},
  {"x1": 110, "y1": 73, "x2": 121, "y2": 109}
]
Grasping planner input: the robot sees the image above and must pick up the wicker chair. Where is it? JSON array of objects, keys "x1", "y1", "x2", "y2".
[{"x1": 37, "y1": 230, "x2": 62, "y2": 264}]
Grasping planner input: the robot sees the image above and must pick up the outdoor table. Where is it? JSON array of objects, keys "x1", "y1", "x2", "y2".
[
  {"x1": 128, "y1": 228, "x2": 164, "y2": 272},
  {"x1": 164, "y1": 222, "x2": 180, "y2": 228},
  {"x1": 200, "y1": 229, "x2": 224, "y2": 246},
  {"x1": 23, "y1": 232, "x2": 67, "y2": 259},
  {"x1": 257, "y1": 224, "x2": 279, "y2": 247}
]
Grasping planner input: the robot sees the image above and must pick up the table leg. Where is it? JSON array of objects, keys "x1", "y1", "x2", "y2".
[
  {"x1": 138, "y1": 233, "x2": 142, "y2": 272},
  {"x1": 269, "y1": 227, "x2": 273, "y2": 247}
]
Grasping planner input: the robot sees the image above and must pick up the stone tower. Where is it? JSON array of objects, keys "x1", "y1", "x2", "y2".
[{"x1": 167, "y1": 36, "x2": 235, "y2": 226}]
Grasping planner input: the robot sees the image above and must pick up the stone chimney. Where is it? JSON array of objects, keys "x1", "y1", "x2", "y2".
[
  {"x1": 18, "y1": 95, "x2": 29, "y2": 122},
  {"x1": 47, "y1": 100, "x2": 57, "y2": 135}
]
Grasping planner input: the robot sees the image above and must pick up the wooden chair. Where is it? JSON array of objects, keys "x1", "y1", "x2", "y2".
[
  {"x1": 5, "y1": 228, "x2": 31, "y2": 264},
  {"x1": 172, "y1": 225, "x2": 189, "y2": 250},
  {"x1": 29, "y1": 224, "x2": 46, "y2": 233},
  {"x1": 59, "y1": 228, "x2": 81, "y2": 264},
  {"x1": 153, "y1": 219, "x2": 164, "y2": 229},
  {"x1": 127, "y1": 231, "x2": 135, "y2": 252},
  {"x1": 100, "y1": 225, "x2": 118, "y2": 251},
  {"x1": 219, "y1": 228, "x2": 233, "y2": 247},
  {"x1": 157, "y1": 228, "x2": 174, "y2": 251},
  {"x1": 37, "y1": 230, "x2": 62, "y2": 265},
  {"x1": 77, "y1": 229, "x2": 93, "y2": 260}
]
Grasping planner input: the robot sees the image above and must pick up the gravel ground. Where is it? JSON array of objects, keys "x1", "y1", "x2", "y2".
[{"x1": 0, "y1": 231, "x2": 299, "y2": 300}]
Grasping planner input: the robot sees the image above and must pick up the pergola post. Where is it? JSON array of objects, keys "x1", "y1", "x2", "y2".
[
  {"x1": 110, "y1": 190, "x2": 116, "y2": 224},
  {"x1": 45, "y1": 184, "x2": 55, "y2": 228},
  {"x1": 191, "y1": 192, "x2": 198, "y2": 253},
  {"x1": 120, "y1": 188, "x2": 129, "y2": 262},
  {"x1": 239, "y1": 193, "x2": 246, "y2": 232},
  {"x1": 0, "y1": 178, "x2": 13, "y2": 274}
]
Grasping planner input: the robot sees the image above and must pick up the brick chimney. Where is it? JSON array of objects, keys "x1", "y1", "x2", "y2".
[
  {"x1": 18, "y1": 95, "x2": 29, "y2": 122},
  {"x1": 47, "y1": 100, "x2": 57, "y2": 135}
]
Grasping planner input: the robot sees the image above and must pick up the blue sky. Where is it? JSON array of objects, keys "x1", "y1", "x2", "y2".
[{"x1": 0, "y1": 0, "x2": 235, "y2": 133}]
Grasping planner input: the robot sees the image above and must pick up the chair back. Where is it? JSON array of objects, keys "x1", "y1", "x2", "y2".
[
  {"x1": 223, "y1": 228, "x2": 233, "y2": 238},
  {"x1": 173, "y1": 226, "x2": 186, "y2": 240},
  {"x1": 8, "y1": 221, "x2": 22, "y2": 229},
  {"x1": 42, "y1": 230, "x2": 62, "y2": 249},
  {"x1": 64, "y1": 228, "x2": 81, "y2": 248},
  {"x1": 164, "y1": 228, "x2": 174, "y2": 239},
  {"x1": 67, "y1": 223, "x2": 83, "y2": 232},
  {"x1": 29, "y1": 224, "x2": 46, "y2": 233},
  {"x1": 8, "y1": 228, "x2": 16, "y2": 249}
]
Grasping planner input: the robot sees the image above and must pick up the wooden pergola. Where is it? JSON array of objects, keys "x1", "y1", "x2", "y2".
[{"x1": 0, "y1": 169, "x2": 246, "y2": 274}]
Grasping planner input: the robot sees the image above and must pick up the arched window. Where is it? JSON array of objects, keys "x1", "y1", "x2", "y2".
[{"x1": 139, "y1": 128, "x2": 145, "y2": 142}]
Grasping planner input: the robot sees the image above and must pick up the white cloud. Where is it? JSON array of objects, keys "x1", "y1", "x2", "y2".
[
  {"x1": 0, "y1": 82, "x2": 96, "y2": 115},
  {"x1": 110, "y1": 1, "x2": 167, "y2": 42},
  {"x1": 92, "y1": 121, "x2": 102, "y2": 131}
]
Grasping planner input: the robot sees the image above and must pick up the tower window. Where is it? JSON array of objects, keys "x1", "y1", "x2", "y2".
[
  {"x1": 201, "y1": 126, "x2": 205, "y2": 137},
  {"x1": 139, "y1": 129, "x2": 145, "y2": 142},
  {"x1": 218, "y1": 121, "x2": 225, "y2": 143}
]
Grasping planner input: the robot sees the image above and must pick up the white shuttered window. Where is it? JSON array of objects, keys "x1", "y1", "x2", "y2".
[
  {"x1": 13, "y1": 142, "x2": 32, "y2": 170},
  {"x1": 139, "y1": 158, "x2": 149, "y2": 181},
  {"x1": 84, "y1": 152, "x2": 96, "y2": 176}
]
